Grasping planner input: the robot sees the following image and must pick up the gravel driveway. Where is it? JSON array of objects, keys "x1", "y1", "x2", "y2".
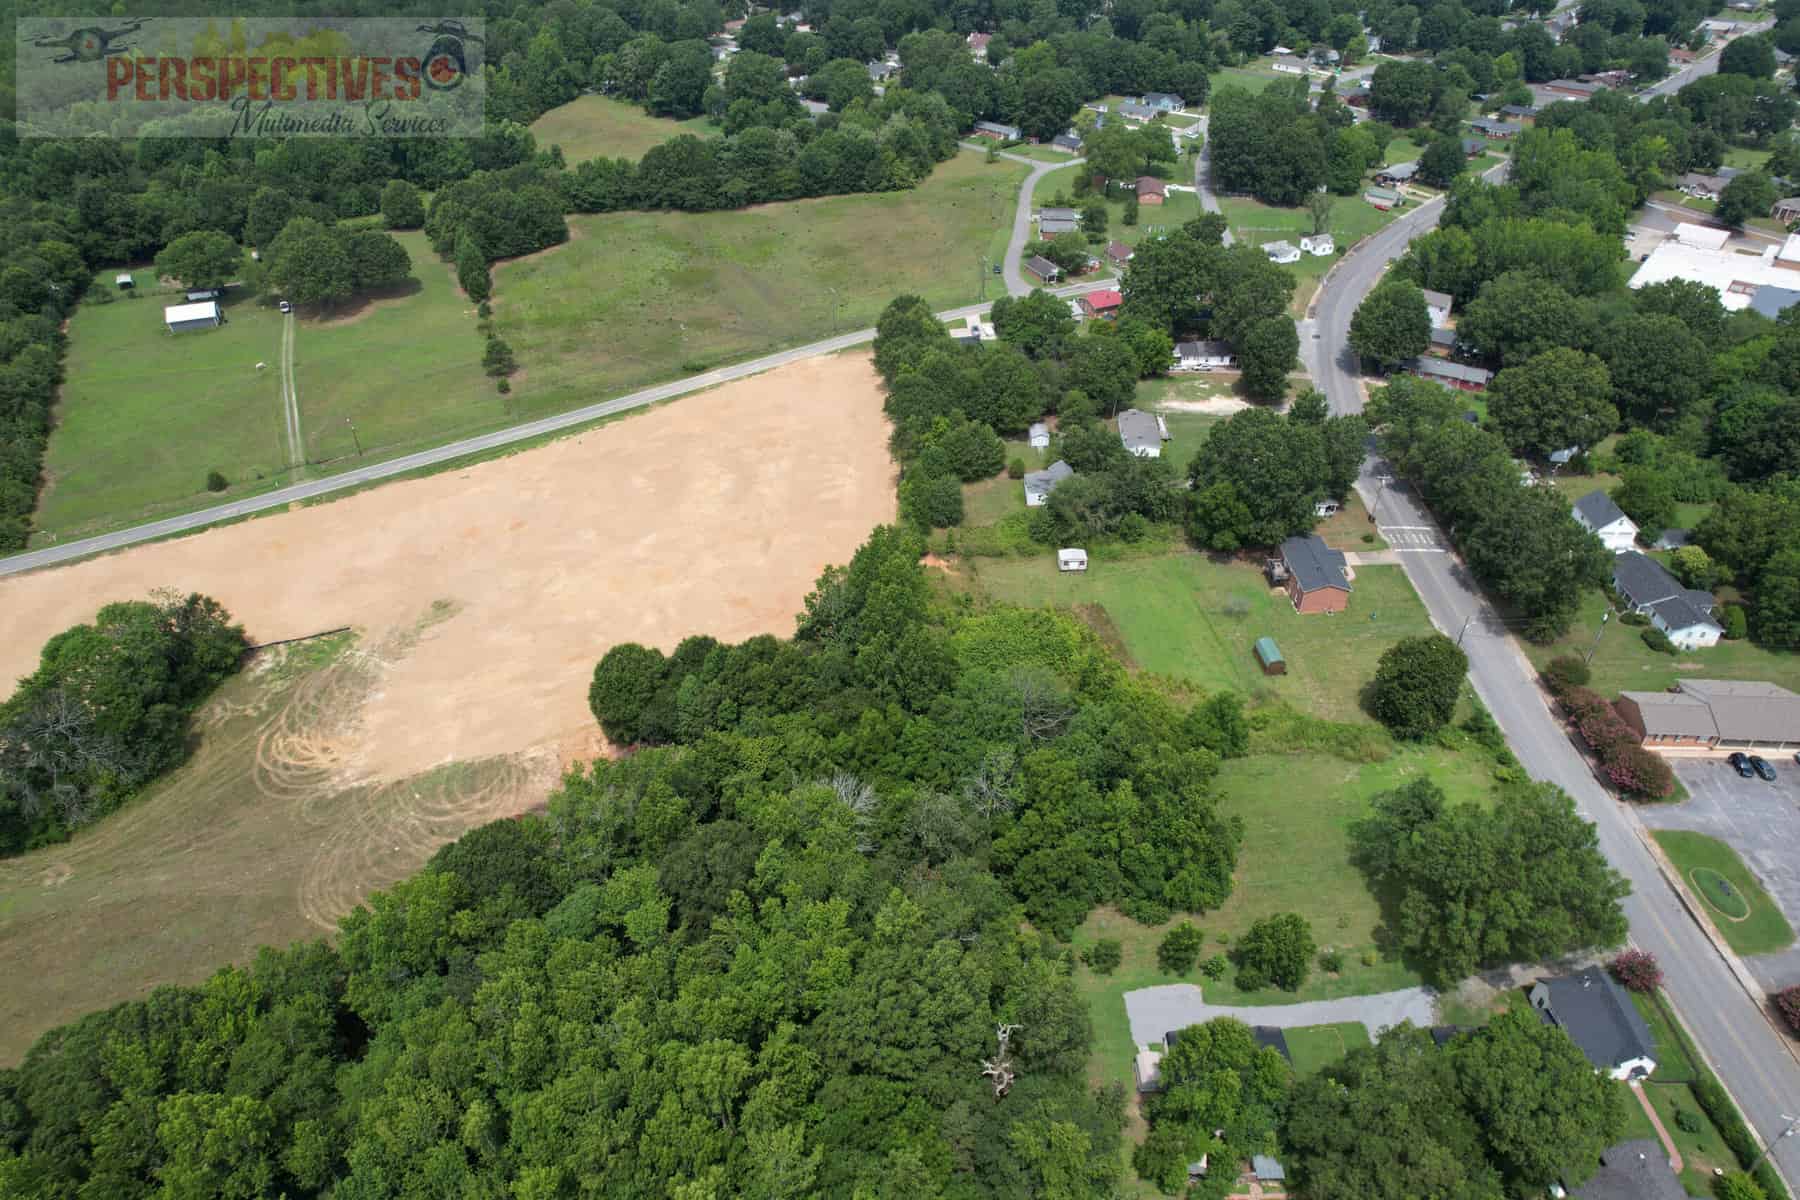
[{"x1": 1124, "y1": 983, "x2": 1438, "y2": 1047}]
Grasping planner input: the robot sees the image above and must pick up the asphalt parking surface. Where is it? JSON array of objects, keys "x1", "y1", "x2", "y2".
[{"x1": 1641, "y1": 756, "x2": 1800, "y2": 990}]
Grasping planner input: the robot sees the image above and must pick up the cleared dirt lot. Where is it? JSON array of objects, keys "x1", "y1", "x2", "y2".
[{"x1": 0, "y1": 352, "x2": 893, "y2": 1062}]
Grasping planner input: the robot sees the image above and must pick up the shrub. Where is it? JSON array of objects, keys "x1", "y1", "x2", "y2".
[
  {"x1": 1610, "y1": 948, "x2": 1664, "y2": 992},
  {"x1": 1716, "y1": 1172, "x2": 1768, "y2": 1200},
  {"x1": 482, "y1": 335, "x2": 517, "y2": 377},
  {"x1": 497, "y1": 379, "x2": 511, "y2": 394},
  {"x1": 205, "y1": 470, "x2": 228, "y2": 493},
  {"x1": 1234, "y1": 963, "x2": 1269, "y2": 991},
  {"x1": 1621, "y1": 611, "x2": 1650, "y2": 626},
  {"x1": 1367, "y1": 634, "x2": 1469, "y2": 739},
  {"x1": 1642, "y1": 628, "x2": 1676, "y2": 654},
  {"x1": 1201, "y1": 954, "x2": 1228, "y2": 979},
  {"x1": 1542, "y1": 655, "x2": 1591, "y2": 696},
  {"x1": 1723, "y1": 604, "x2": 1748, "y2": 640},
  {"x1": 1775, "y1": 985, "x2": 1800, "y2": 1036},
  {"x1": 1234, "y1": 913, "x2": 1316, "y2": 991},
  {"x1": 1607, "y1": 744, "x2": 1676, "y2": 799},
  {"x1": 1083, "y1": 939, "x2": 1123, "y2": 975},
  {"x1": 1675, "y1": 1107, "x2": 1703, "y2": 1134},
  {"x1": 1007, "y1": 457, "x2": 1026, "y2": 479},
  {"x1": 1361, "y1": 532, "x2": 1376, "y2": 543},
  {"x1": 1157, "y1": 922, "x2": 1206, "y2": 974},
  {"x1": 1692, "y1": 1076, "x2": 1789, "y2": 1198},
  {"x1": 1318, "y1": 949, "x2": 1344, "y2": 974},
  {"x1": 477, "y1": 300, "x2": 492, "y2": 319}
]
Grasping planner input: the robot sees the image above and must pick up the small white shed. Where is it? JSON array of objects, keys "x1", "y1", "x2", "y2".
[
  {"x1": 163, "y1": 300, "x2": 221, "y2": 333},
  {"x1": 1058, "y1": 548, "x2": 1088, "y2": 572},
  {"x1": 1029, "y1": 421, "x2": 1050, "y2": 449},
  {"x1": 115, "y1": 272, "x2": 134, "y2": 290}
]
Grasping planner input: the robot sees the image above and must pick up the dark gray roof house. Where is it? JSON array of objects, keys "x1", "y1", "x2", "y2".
[
  {"x1": 1117, "y1": 407, "x2": 1165, "y2": 456},
  {"x1": 1279, "y1": 534, "x2": 1351, "y2": 595},
  {"x1": 1038, "y1": 206, "x2": 1078, "y2": 222},
  {"x1": 1613, "y1": 550, "x2": 1714, "y2": 617},
  {"x1": 1470, "y1": 117, "x2": 1521, "y2": 137},
  {"x1": 1039, "y1": 216, "x2": 1080, "y2": 236},
  {"x1": 1052, "y1": 132, "x2": 1083, "y2": 152},
  {"x1": 1407, "y1": 357, "x2": 1492, "y2": 389},
  {"x1": 1461, "y1": 137, "x2": 1485, "y2": 156},
  {"x1": 1251, "y1": 1026, "x2": 1291, "y2": 1060},
  {"x1": 1499, "y1": 103, "x2": 1538, "y2": 118},
  {"x1": 1024, "y1": 254, "x2": 1061, "y2": 282},
  {"x1": 1528, "y1": 969, "x2": 1657, "y2": 1079},
  {"x1": 1023, "y1": 459, "x2": 1074, "y2": 506},
  {"x1": 1429, "y1": 325, "x2": 1457, "y2": 349},
  {"x1": 1573, "y1": 489, "x2": 1630, "y2": 532},
  {"x1": 1571, "y1": 1140, "x2": 1686, "y2": 1200}
]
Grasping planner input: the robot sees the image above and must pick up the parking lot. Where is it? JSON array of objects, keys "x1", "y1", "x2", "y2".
[{"x1": 1642, "y1": 756, "x2": 1800, "y2": 989}]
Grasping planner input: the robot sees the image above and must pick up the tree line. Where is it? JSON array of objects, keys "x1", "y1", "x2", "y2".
[{"x1": 0, "y1": 593, "x2": 247, "y2": 856}]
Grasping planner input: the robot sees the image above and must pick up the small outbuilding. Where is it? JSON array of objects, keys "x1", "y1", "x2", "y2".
[
  {"x1": 1058, "y1": 548, "x2": 1089, "y2": 572},
  {"x1": 115, "y1": 272, "x2": 134, "y2": 290},
  {"x1": 1024, "y1": 255, "x2": 1062, "y2": 283},
  {"x1": 1028, "y1": 421, "x2": 1050, "y2": 449},
  {"x1": 1133, "y1": 1047, "x2": 1164, "y2": 1092},
  {"x1": 163, "y1": 300, "x2": 221, "y2": 333},
  {"x1": 1253, "y1": 636, "x2": 1286, "y2": 675}
]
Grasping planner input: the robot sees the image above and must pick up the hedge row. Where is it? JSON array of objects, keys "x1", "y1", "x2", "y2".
[{"x1": 1541, "y1": 659, "x2": 1674, "y2": 800}]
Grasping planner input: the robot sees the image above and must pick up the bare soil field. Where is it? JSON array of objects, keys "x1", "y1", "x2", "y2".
[{"x1": 0, "y1": 353, "x2": 893, "y2": 1062}]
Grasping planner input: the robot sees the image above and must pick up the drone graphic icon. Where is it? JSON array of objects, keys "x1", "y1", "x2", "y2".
[{"x1": 31, "y1": 19, "x2": 145, "y2": 64}]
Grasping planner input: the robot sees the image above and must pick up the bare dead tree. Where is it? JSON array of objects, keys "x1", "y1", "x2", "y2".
[
  {"x1": 960, "y1": 748, "x2": 1018, "y2": 820},
  {"x1": 981, "y1": 1023, "x2": 1022, "y2": 1100},
  {"x1": 0, "y1": 686, "x2": 138, "y2": 830},
  {"x1": 1012, "y1": 667, "x2": 1074, "y2": 742},
  {"x1": 829, "y1": 771, "x2": 879, "y2": 854}
]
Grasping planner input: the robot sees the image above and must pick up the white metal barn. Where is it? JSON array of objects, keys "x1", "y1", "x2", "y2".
[{"x1": 163, "y1": 300, "x2": 221, "y2": 333}]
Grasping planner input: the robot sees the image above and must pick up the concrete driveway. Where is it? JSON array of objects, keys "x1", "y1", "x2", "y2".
[
  {"x1": 1123, "y1": 983, "x2": 1437, "y2": 1048},
  {"x1": 1641, "y1": 758, "x2": 1800, "y2": 991}
]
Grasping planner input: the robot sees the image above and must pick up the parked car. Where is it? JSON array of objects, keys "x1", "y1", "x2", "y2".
[
  {"x1": 1728, "y1": 752, "x2": 1756, "y2": 778},
  {"x1": 1750, "y1": 755, "x2": 1777, "y2": 782}
]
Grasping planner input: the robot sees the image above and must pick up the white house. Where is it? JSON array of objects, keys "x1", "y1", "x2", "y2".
[
  {"x1": 163, "y1": 300, "x2": 221, "y2": 333},
  {"x1": 1615, "y1": 552, "x2": 1723, "y2": 650},
  {"x1": 1028, "y1": 421, "x2": 1051, "y2": 449},
  {"x1": 1024, "y1": 459, "x2": 1073, "y2": 506},
  {"x1": 1173, "y1": 339, "x2": 1235, "y2": 371},
  {"x1": 1300, "y1": 234, "x2": 1334, "y2": 256},
  {"x1": 1271, "y1": 55, "x2": 1308, "y2": 74},
  {"x1": 1058, "y1": 548, "x2": 1089, "y2": 572},
  {"x1": 1421, "y1": 288, "x2": 1454, "y2": 328},
  {"x1": 1263, "y1": 240, "x2": 1301, "y2": 264},
  {"x1": 1117, "y1": 408, "x2": 1166, "y2": 457},
  {"x1": 1571, "y1": 490, "x2": 1640, "y2": 553}
]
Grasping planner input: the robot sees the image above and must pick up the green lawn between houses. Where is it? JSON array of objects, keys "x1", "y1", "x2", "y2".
[
  {"x1": 1651, "y1": 831, "x2": 1796, "y2": 957},
  {"x1": 527, "y1": 93, "x2": 716, "y2": 163},
  {"x1": 1283, "y1": 1021, "x2": 1373, "y2": 1075},
  {"x1": 967, "y1": 555, "x2": 1439, "y2": 726}
]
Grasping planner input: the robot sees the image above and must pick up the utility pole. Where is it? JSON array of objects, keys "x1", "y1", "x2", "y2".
[
  {"x1": 345, "y1": 417, "x2": 362, "y2": 458},
  {"x1": 1746, "y1": 1113, "x2": 1800, "y2": 1177},
  {"x1": 1456, "y1": 614, "x2": 1473, "y2": 647},
  {"x1": 1583, "y1": 610, "x2": 1610, "y2": 665}
]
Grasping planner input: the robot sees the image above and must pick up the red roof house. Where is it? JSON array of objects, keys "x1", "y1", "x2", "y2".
[
  {"x1": 1136, "y1": 176, "x2": 1167, "y2": 205},
  {"x1": 1080, "y1": 289, "x2": 1123, "y2": 318}
]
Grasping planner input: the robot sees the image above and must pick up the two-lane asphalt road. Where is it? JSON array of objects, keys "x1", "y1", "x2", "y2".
[{"x1": 1312, "y1": 164, "x2": 1800, "y2": 1189}]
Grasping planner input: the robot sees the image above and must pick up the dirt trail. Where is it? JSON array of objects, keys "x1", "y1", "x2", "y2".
[{"x1": 0, "y1": 353, "x2": 896, "y2": 782}]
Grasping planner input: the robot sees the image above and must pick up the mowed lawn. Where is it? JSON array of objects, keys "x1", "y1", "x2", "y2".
[
  {"x1": 489, "y1": 153, "x2": 1028, "y2": 416},
  {"x1": 528, "y1": 93, "x2": 715, "y2": 162},
  {"x1": 1525, "y1": 584, "x2": 1800, "y2": 698},
  {"x1": 1652, "y1": 830, "x2": 1796, "y2": 957},
  {"x1": 1285, "y1": 1022, "x2": 1372, "y2": 1074},
  {"x1": 292, "y1": 231, "x2": 493, "y2": 466},
  {"x1": 968, "y1": 554, "x2": 1439, "y2": 724},
  {"x1": 34, "y1": 235, "x2": 490, "y2": 542},
  {"x1": 37, "y1": 276, "x2": 291, "y2": 539},
  {"x1": 1071, "y1": 746, "x2": 1500, "y2": 1106}
]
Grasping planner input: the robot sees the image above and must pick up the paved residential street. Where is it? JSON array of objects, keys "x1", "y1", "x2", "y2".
[
  {"x1": 1124, "y1": 983, "x2": 1437, "y2": 1047},
  {"x1": 1644, "y1": 759, "x2": 1800, "y2": 992},
  {"x1": 1191, "y1": 117, "x2": 1235, "y2": 246},
  {"x1": 999, "y1": 152, "x2": 1085, "y2": 294},
  {"x1": 1312, "y1": 169, "x2": 1800, "y2": 1188}
]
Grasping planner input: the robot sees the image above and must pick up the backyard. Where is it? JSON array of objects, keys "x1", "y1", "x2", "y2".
[
  {"x1": 491, "y1": 152, "x2": 1028, "y2": 417},
  {"x1": 968, "y1": 554, "x2": 1440, "y2": 725},
  {"x1": 528, "y1": 93, "x2": 715, "y2": 162}
]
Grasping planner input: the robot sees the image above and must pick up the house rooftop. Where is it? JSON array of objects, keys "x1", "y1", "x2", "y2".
[
  {"x1": 1280, "y1": 534, "x2": 1350, "y2": 594},
  {"x1": 1572, "y1": 1140, "x2": 1687, "y2": 1200},
  {"x1": 1420, "y1": 288, "x2": 1453, "y2": 311},
  {"x1": 1676, "y1": 678, "x2": 1800, "y2": 743},
  {"x1": 1408, "y1": 357, "x2": 1491, "y2": 386},
  {"x1": 1531, "y1": 969, "x2": 1655, "y2": 1072},
  {"x1": 1117, "y1": 407, "x2": 1162, "y2": 454},
  {"x1": 1574, "y1": 489, "x2": 1631, "y2": 531}
]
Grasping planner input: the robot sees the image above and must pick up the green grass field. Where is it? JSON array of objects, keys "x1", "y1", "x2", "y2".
[
  {"x1": 491, "y1": 153, "x2": 1028, "y2": 416},
  {"x1": 1285, "y1": 1021, "x2": 1372, "y2": 1074},
  {"x1": 1214, "y1": 66, "x2": 1294, "y2": 94},
  {"x1": 968, "y1": 555, "x2": 1439, "y2": 725},
  {"x1": 1027, "y1": 168, "x2": 1202, "y2": 258},
  {"x1": 1071, "y1": 746, "x2": 1500, "y2": 1115},
  {"x1": 528, "y1": 93, "x2": 715, "y2": 163},
  {"x1": 38, "y1": 273, "x2": 292, "y2": 539},
  {"x1": 34, "y1": 235, "x2": 492, "y2": 542},
  {"x1": 1652, "y1": 831, "x2": 1795, "y2": 956}
]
